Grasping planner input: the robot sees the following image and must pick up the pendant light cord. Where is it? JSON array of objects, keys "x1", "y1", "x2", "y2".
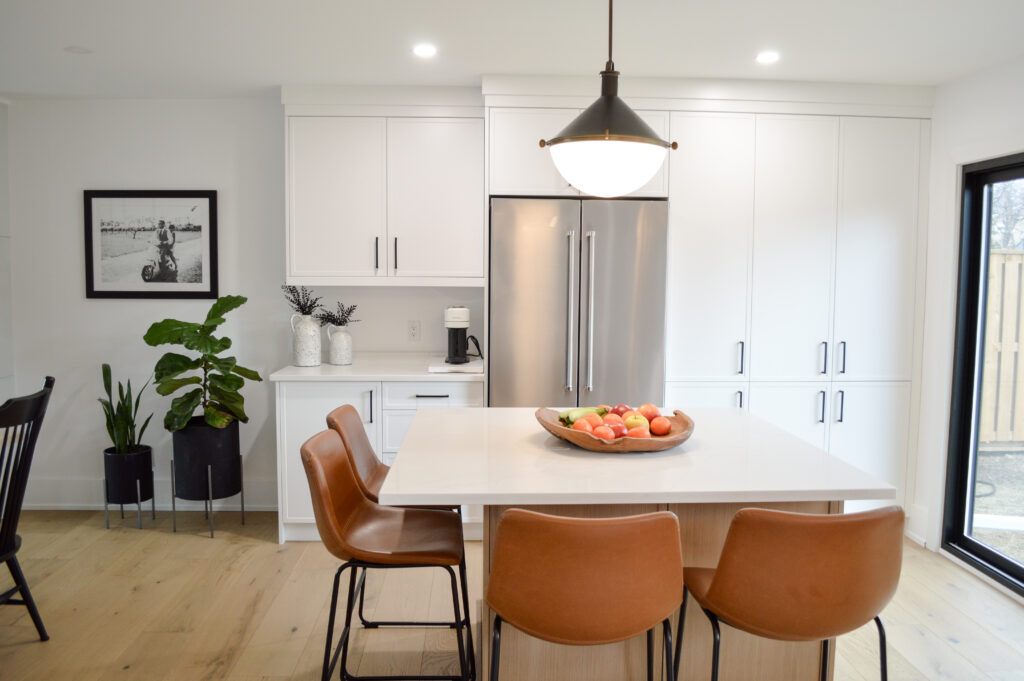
[{"x1": 606, "y1": 0, "x2": 614, "y2": 71}]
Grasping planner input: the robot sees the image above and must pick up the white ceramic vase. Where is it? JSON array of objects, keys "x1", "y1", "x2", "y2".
[
  {"x1": 327, "y1": 324, "x2": 353, "y2": 366},
  {"x1": 290, "y1": 314, "x2": 321, "y2": 367}
]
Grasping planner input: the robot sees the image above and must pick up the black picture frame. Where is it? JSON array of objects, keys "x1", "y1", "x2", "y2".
[{"x1": 84, "y1": 190, "x2": 218, "y2": 299}]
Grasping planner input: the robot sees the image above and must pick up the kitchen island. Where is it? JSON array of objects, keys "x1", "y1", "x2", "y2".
[{"x1": 379, "y1": 407, "x2": 896, "y2": 681}]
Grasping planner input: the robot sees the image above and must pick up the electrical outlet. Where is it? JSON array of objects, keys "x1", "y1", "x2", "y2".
[{"x1": 407, "y1": 319, "x2": 421, "y2": 342}]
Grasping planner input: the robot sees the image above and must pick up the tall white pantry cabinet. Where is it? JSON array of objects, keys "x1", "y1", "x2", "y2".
[{"x1": 664, "y1": 112, "x2": 926, "y2": 511}]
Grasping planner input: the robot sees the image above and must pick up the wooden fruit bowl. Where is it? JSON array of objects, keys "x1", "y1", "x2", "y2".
[{"x1": 535, "y1": 408, "x2": 695, "y2": 453}]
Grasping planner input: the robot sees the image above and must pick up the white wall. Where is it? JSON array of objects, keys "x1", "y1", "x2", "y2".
[
  {"x1": 7, "y1": 98, "x2": 482, "y2": 511},
  {"x1": 0, "y1": 101, "x2": 12, "y2": 400},
  {"x1": 915, "y1": 54, "x2": 1024, "y2": 545}
]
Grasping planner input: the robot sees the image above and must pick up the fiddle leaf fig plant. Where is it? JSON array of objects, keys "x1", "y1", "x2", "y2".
[{"x1": 143, "y1": 295, "x2": 263, "y2": 432}]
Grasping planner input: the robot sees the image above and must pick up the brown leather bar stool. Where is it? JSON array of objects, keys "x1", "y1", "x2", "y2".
[
  {"x1": 486, "y1": 508, "x2": 683, "y2": 681},
  {"x1": 301, "y1": 429, "x2": 474, "y2": 681},
  {"x1": 326, "y1": 404, "x2": 466, "y2": 634},
  {"x1": 674, "y1": 506, "x2": 904, "y2": 681}
]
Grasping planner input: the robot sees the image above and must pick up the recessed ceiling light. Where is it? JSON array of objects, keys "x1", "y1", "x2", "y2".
[
  {"x1": 412, "y1": 43, "x2": 437, "y2": 59},
  {"x1": 63, "y1": 45, "x2": 94, "y2": 55},
  {"x1": 756, "y1": 50, "x2": 780, "y2": 65}
]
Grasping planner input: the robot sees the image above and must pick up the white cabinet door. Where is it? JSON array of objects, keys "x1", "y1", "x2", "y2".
[
  {"x1": 748, "y1": 382, "x2": 829, "y2": 449},
  {"x1": 277, "y1": 381, "x2": 380, "y2": 526},
  {"x1": 287, "y1": 117, "x2": 387, "y2": 280},
  {"x1": 833, "y1": 118, "x2": 921, "y2": 381},
  {"x1": 665, "y1": 381, "x2": 748, "y2": 410},
  {"x1": 628, "y1": 110, "x2": 670, "y2": 197},
  {"x1": 829, "y1": 382, "x2": 910, "y2": 512},
  {"x1": 750, "y1": 115, "x2": 839, "y2": 381},
  {"x1": 387, "y1": 118, "x2": 485, "y2": 277},
  {"x1": 489, "y1": 108, "x2": 581, "y2": 196},
  {"x1": 666, "y1": 113, "x2": 754, "y2": 380}
]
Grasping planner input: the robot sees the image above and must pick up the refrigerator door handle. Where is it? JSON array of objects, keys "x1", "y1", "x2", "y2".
[
  {"x1": 565, "y1": 231, "x2": 576, "y2": 392},
  {"x1": 585, "y1": 230, "x2": 596, "y2": 391}
]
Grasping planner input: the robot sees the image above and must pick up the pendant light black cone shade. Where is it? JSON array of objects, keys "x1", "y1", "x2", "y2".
[
  {"x1": 545, "y1": 70, "x2": 670, "y2": 147},
  {"x1": 540, "y1": 0, "x2": 676, "y2": 198}
]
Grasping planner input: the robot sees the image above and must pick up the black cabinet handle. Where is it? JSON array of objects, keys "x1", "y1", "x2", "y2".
[
  {"x1": 368, "y1": 389, "x2": 373, "y2": 424},
  {"x1": 840, "y1": 341, "x2": 847, "y2": 374},
  {"x1": 738, "y1": 341, "x2": 745, "y2": 375},
  {"x1": 837, "y1": 390, "x2": 845, "y2": 422},
  {"x1": 736, "y1": 390, "x2": 744, "y2": 408},
  {"x1": 374, "y1": 237, "x2": 379, "y2": 269},
  {"x1": 818, "y1": 390, "x2": 826, "y2": 423},
  {"x1": 415, "y1": 394, "x2": 450, "y2": 399},
  {"x1": 821, "y1": 341, "x2": 829, "y2": 375},
  {"x1": 394, "y1": 237, "x2": 398, "y2": 270}
]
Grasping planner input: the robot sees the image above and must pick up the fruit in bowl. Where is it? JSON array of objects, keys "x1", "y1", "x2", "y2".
[
  {"x1": 536, "y1": 406, "x2": 694, "y2": 453},
  {"x1": 557, "y1": 402, "x2": 673, "y2": 439}
]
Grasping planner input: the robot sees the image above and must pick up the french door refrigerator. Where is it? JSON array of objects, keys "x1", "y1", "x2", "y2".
[{"x1": 489, "y1": 198, "x2": 667, "y2": 407}]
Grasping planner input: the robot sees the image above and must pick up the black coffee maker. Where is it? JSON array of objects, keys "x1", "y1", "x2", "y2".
[{"x1": 445, "y1": 306, "x2": 482, "y2": 364}]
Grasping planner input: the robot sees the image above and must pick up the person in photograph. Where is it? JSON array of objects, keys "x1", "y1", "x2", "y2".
[{"x1": 154, "y1": 219, "x2": 178, "y2": 272}]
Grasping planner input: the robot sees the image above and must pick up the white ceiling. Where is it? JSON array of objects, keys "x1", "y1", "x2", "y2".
[{"x1": 2, "y1": 0, "x2": 1024, "y2": 98}]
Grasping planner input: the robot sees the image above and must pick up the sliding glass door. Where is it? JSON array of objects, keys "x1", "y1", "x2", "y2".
[{"x1": 946, "y1": 152, "x2": 1024, "y2": 596}]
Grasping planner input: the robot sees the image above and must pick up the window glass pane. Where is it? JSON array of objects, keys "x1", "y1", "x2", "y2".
[{"x1": 972, "y1": 177, "x2": 1024, "y2": 565}]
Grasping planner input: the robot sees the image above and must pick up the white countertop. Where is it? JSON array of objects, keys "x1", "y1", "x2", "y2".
[
  {"x1": 269, "y1": 352, "x2": 485, "y2": 383},
  {"x1": 379, "y1": 407, "x2": 896, "y2": 506}
]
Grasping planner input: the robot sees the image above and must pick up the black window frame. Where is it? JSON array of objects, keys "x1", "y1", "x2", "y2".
[{"x1": 944, "y1": 150, "x2": 1024, "y2": 598}]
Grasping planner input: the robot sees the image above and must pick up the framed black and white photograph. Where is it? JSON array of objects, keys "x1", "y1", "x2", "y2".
[{"x1": 84, "y1": 190, "x2": 218, "y2": 299}]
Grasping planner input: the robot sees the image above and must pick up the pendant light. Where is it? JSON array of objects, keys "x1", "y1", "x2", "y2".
[{"x1": 540, "y1": 0, "x2": 676, "y2": 198}]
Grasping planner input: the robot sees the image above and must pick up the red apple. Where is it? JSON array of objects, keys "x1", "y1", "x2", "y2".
[{"x1": 612, "y1": 403, "x2": 632, "y2": 417}]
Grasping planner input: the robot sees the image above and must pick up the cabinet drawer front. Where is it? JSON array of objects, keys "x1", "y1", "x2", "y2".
[
  {"x1": 382, "y1": 410, "x2": 416, "y2": 452},
  {"x1": 382, "y1": 381, "x2": 484, "y2": 409}
]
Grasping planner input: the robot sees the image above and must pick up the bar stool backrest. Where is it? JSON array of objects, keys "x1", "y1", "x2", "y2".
[
  {"x1": 327, "y1": 404, "x2": 385, "y2": 502},
  {"x1": 0, "y1": 377, "x2": 55, "y2": 557},
  {"x1": 486, "y1": 508, "x2": 683, "y2": 646},
  {"x1": 300, "y1": 428, "x2": 374, "y2": 562},
  {"x1": 706, "y1": 506, "x2": 905, "y2": 641}
]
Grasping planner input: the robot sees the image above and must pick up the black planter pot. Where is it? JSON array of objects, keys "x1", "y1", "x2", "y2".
[
  {"x1": 170, "y1": 416, "x2": 244, "y2": 537},
  {"x1": 103, "y1": 445, "x2": 155, "y2": 529}
]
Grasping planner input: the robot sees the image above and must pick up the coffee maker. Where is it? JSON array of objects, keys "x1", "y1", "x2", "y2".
[{"x1": 445, "y1": 306, "x2": 481, "y2": 364}]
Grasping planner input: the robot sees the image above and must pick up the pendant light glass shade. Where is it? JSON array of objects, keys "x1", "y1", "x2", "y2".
[{"x1": 541, "y1": 1, "x2": 675, "y2": 198}]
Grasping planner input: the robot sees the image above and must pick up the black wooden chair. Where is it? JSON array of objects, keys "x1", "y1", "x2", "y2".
[{"x1": 0, "y1": 376, "x2": 55, "y2": 641}]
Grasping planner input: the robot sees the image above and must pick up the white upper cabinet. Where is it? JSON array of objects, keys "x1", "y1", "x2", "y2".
[
  {"x1": 750, "y1": 115, "x2": 839, "y2": 381},
  {"x1": 387, "y1": 118, "x2": 485, "y2": 278},
  {"x1": 489, "y1": 107, "x2": 581, "y2": 196},
  {"x1": 833, "y1": 118, "x2": 921, "y2": 381},
  {"x1": 665, "y1": 113, "x2": 754, "y2": 380},
  {"x1": 288, "y1": 117, "x2": 386, "y2": 279},
  {"x1": 286, "y1": 115, "x2": 485, "y2": 285}
]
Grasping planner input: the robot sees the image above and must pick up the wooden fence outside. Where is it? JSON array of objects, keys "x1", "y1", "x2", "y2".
[{"x1": 980, "y1": 250, "x2": 1024, "y2": 444}]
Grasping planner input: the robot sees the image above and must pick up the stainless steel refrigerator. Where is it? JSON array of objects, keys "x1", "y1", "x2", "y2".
[{"x1": 489, "y1": 198, "x2": 667, "y2": 407}]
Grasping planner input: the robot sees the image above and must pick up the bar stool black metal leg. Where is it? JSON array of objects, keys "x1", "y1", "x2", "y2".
[
  {"x1": 820, "y1": 638, "x2": 830, "y2": 681},
  {"x1": 662, "y1": 618, "x2": 675, "y2": 681},
  {"x1": 876, "y1": 616, "x2": 888, "y2": 681},
  {"x1": 704, "y1": 609, "x2": 721, "y2": 681},
  {"x1": 104, "y1": 478, "x2": 110, "y2": 529},
  {"x1": 7, "y1": 556, "x2": 48, "y2": 641},
  {"x1": 458, "y1": 556, "x2": 476, "y2": 681},
  {"x1": 357, "y1": 567, "x2": 372, "y2": 627},
  {"x1": 239, "y1": 453, "x2": 245, "y2": 526},
  {"x1": 322, "y1": 565, "x2": 344, "y2": 681},
  {"x1": 490, "y1": 615, "x2": 502, "y2": 681},
  {"x1": 136, "y1": 479, "x2": 143, "y2": 529},
  {"x1": 646, "y1": 628, "x2": 654, "y2": 681},
  {"x1": 171, "y1": 459, "x2": 177, "y2": 533},
  {"x1": 445, "y1": 566, "x2": 469, "y2": 681},
  {"x1": 207, "y1": 464, "x2": 214, "y2": 538},
  {"x1": 339, "y1": 565, "x2": 359, "y2": 680},
  {"x1": 674, "y1": 587, "x2": 688, "y2": 681}
]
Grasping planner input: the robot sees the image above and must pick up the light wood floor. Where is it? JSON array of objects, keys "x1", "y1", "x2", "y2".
[{"x1": 0, "y1": 511, "x2": 1022, "y2": 680}]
